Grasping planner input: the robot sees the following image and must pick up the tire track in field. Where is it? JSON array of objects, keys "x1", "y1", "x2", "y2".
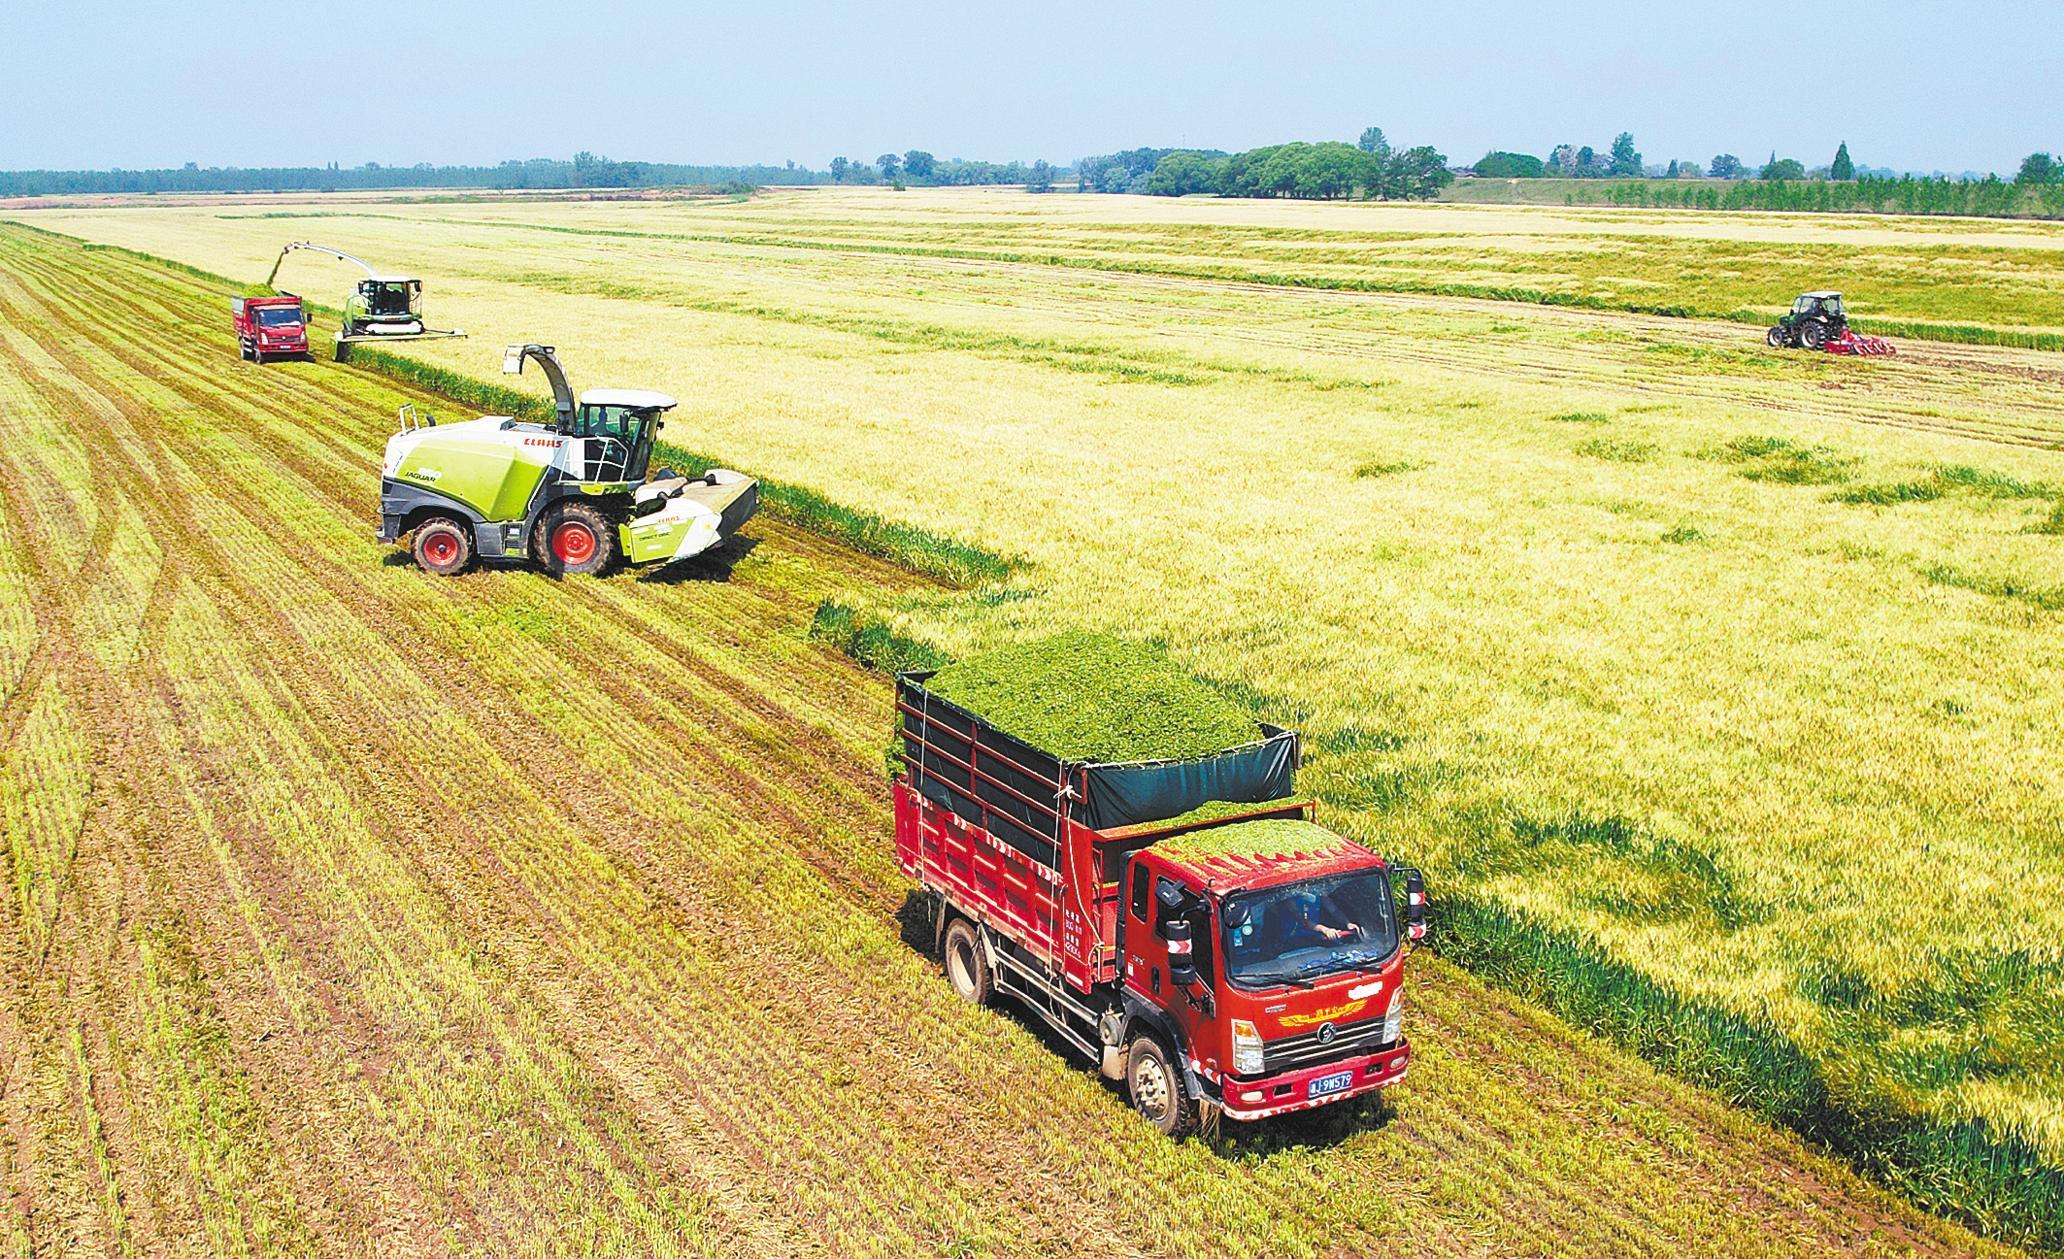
[
  {"x1": 8, "y1": 247, "x2": 1147, "y2": 1254},
  {"x1": 0, "y1": 256, "x2": 755, "y2": 1254}
]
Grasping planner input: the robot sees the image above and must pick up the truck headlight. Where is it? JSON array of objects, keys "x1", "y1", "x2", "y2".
[
  {"x1": 1232, "y1": 1018, "x2": 1265, "y2": 1076},
  {"x1": 1381, "y1": 988, "x2": 1404, "y2": 1044}
]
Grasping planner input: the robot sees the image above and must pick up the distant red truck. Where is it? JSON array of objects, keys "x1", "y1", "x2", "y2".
[{"x1": 231, "y1": 294, "x2": 309, "y2": 362}]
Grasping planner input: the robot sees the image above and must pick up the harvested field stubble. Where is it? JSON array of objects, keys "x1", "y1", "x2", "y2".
[
  {"x1": 0, "y1": 223, "x2": 2018, "y2": 1257},
  {"x1": 23, "y1": 186, "x2": 2064, "y2": 1241}
]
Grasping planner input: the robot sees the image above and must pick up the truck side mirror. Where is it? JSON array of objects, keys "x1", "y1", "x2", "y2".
[
  {"x1": 1404, "y1": 869, "x2": 1427, "y2": 945},
  {"x1": 1163, "y1": 917, "x2": 1198, "y2": 987}
]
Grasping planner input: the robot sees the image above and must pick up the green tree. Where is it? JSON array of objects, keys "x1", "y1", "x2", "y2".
[
  {"x1": 903, "y1": 150, "x2": 936, "y2": 180},
  {"x1": 2016, "y1": 152, "x2": 2057, "y2": 185},
  {"x1": 1388, "y1": 146, "x2": 1454, "y2": 199},
  {"x1": 1831, "y1": 142, "x2": 1854, "y2": 181},
  {"x1": 1026, "y1": 160, "x2": 1054, "y2": 193},
  {"x1": 1474, "y1": 151, "x2": 1545, "y2": 178},
  {"x1": 829, "y1": 156, "x2": 849, "y2": 183},
  {"x1": 1144, "y1": 151, "x2": 1224, "y2": 196},
  {"x1": 876, "y1": 152, "x2": 901, "y2": 180},
  {"x1": 1576, "y1": 146, "x2": 1598, "y2": 177},
  {"x1": 1357, "y1": 127, "x2": 1390, "y2": 159},
  {"x1": 1609, "y1": 132, "x2": 1642, "y2": 177},
  {"x1": 1709, "y1": 153, "x2": 1744, "y2": 179},
  {"x1": 1761, "y1": 155, "x2": 1806, "y2": 180}
]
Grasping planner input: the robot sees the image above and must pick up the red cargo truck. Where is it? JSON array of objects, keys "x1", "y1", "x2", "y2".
[
  {"x1": 231, "y1": 294, "x2": 309, "y2": 362},
  {"x1": 893, "y1": 670, "x2": 1425, "y2": 1136}
]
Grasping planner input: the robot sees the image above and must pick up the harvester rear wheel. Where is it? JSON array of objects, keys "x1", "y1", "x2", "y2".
[
  {"x1": 1126, "y1": 1035, "x2": 1198, "y2": 1138},
  {"x1": 412, "y1": 518, "x2": 473, "y2": 576},
  {"x1": 535, "y1": 501, "x2": 618, "y2": 577},
  {"x1": 1800, "y1": 320, "x2": 1828, "y2": 351},
  {"x1": 942, "y1": 919, "x2": 992, "y2": 1005}
]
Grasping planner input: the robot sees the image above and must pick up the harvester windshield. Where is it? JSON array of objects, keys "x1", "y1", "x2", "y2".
[
  {"x1": 361, "y1": 280, "x2": 417, "y2": 318},
  {"x1": 1221, "y1": 870, "x2": 1397, "y2": 989},
  {"x1": 572, "y1": 403, "x2": 661, "y2": 482}
]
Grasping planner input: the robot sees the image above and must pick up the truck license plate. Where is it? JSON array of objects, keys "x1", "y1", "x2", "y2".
[{"x1": 1307, "y1": 1070, "x2": 1354, "y2": 1099}]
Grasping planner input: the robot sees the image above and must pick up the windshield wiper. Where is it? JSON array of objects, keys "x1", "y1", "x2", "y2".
[
  {"x1": 1301, "y1": 948, "x2": 1393, "y2": 980},
  {"x1": 1241, "y1": 968, "x2": 1317, "y2": 990}
]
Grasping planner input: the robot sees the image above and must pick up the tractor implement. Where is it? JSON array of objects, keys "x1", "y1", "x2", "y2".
[
  {"x1": 1765, "y1": 291, "x2": 1895, "y2": 356},
  {"x1": 377, "y1": 344, "x2": 757, "y2": 577},
  {"x1": 265, "y1": 242, "x2": 466, "y2": 360}
]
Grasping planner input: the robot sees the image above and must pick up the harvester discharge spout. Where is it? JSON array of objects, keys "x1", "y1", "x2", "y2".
[{"x1": 502, "y1": 343, "x2": 576, "y2": 426}]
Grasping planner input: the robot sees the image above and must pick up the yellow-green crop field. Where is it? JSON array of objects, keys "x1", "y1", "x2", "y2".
[{"x1": 8, "y1": 186, "x2": 2064, "y2": 1247}]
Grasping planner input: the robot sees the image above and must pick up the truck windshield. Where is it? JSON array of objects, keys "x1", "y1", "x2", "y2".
[
  {"x1": 255, "y1": 306, "x2": 302, "y2": 326},
  {"x1": 1221, "y1": 870, "x2": 1397, "y2": 989}
]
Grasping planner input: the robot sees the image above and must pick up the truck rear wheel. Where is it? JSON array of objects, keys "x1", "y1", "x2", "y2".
[
  {"x1": 1126, "y1": 1035, "x2": 1198, "y2": 1138},
  {"x1": 535, "y1": 502, "x2": 618, "y2": 577},
  {"x1": 412, "y1": 517, "x2": 473, "y2": 576},
  {"x1": 942, "y1": 918, "x2": 992, "y2": 1005}
]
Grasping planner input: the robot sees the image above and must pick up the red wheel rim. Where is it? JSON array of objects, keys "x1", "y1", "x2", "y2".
[
  {"x1": 552, "y1": 520, "x2": 597, "y2": 564},
  {"x1": 423, "y1": 531, "x2": 458, "y2": 566}
]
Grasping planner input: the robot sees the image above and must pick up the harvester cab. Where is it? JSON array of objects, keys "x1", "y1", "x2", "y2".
[
  {"x1": 1767, "y1": 291, "x2": 1895, "y2": 355},
  {"x1": 377, "y1": 344, "x2": 758, "y2": 578},
  {"x1": 264, "y1": 242, "x2": 465, "y2": 359}
]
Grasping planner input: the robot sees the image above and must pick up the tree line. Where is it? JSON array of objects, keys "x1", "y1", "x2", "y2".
[
  {"x1": 0, "y1": 151, "x2": 1056, "y2": 198},
  {"x1": 1602, "y1": 175, "x2": 2064, "y2": 218},
  {"x1": 824, "y1": 151, "x2": 1056, "y2": 190},
  {"x1": 1076, "y1": 127, "x2": 1452, "y2": 201},
  {"x1": 0, "y1": 155, "x2": 817, "y2": 198}
]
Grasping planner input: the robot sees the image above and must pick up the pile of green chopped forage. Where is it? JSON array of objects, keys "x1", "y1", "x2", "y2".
[
  {"x1": 924, "y1": 631, "x2": 1261, "y2": 763},
  {"x1": 1150, "y1": 818, "x2": 1354, "y2": 864}
]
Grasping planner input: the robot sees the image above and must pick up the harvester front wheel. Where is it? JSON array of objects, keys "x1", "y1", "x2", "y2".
[
  {"x1": 412, "y1": 518, "x2": 473, "y2": 576},
  {"x1": 1766, "y1": 326, "x2": 1787, "y2": 349},
  {"x1": 535, "y1": 501, "x2": 618, "y2": 577},
  {"x1": 942, "y1": 918, "x2": 993, "y2": 1005},
  {"x1": 1126, "y1": 1035, "x2": 1198, "y2": 1138}
]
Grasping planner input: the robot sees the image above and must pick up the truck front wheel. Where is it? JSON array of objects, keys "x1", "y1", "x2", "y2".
[
  {"x1": 1126, "y1": 1035, "x2": 1199, "y2": 1138},
  {"x1": 942, "y1": 918, "x2": 992, "y2": 1005}
]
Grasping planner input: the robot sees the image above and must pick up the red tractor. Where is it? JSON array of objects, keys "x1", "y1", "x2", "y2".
[{"x1": 1766, "y1": 291, "x2": 1895, "y2": 356}]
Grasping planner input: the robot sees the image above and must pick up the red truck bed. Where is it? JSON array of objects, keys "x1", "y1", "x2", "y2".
[{"x1": 892, "y1": 670, "x2": 1301, "y2": 994}]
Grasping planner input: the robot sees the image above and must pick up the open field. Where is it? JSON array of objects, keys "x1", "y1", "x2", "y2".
[
  {"x1": 47, "y1": 186, "x2": 2064, "y2": 342},
  {"x1": 11, "y1": 187, "x2": 2064, "y2": 1241},
  {"x1": 0, "y1": 222, "x2": 2013, "y2": 1256},
  {"x1": 17, "y1": 186, "x2": 2064, "y2": 1239}
]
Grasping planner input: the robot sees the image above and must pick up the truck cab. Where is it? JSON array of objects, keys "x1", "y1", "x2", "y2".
[
  {"x1": 1110, "y1": 817, "x2": 1417, "y2": 1131},
  {"x1": 230, "y1": 294, "x2": 309, "y2": 362}
]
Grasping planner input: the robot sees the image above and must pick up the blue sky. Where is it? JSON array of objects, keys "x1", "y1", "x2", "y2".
[{"x1": 4, "y1": 1, "x2": 2054, "y2": 174}]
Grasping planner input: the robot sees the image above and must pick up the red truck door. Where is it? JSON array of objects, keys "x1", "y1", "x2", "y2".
[{"x1": 1123, "y1": 855, "x2": 1217, "y2": 1071}]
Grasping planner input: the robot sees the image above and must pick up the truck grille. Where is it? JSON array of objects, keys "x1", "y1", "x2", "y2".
[{"x1": 1260, "y1": 1017, "x2": 1391, "y2": 1075}]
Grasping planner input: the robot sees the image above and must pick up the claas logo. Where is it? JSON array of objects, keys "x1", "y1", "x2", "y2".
[{"x1": 1280, "y1": 998, "x2": 1367, "y2": 1028}]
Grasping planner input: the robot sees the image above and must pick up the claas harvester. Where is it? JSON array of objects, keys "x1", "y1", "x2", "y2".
[{"x1": 379, "y1": 344, "x2": 757, "y2": 576}]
